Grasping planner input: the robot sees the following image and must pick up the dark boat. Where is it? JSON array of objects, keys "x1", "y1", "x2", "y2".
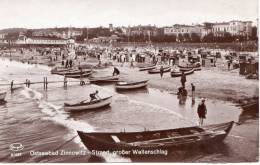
[
  {"x1": 115, "y1": 80, "x2": 148, "y2": 90},
  {"x1": 171, "y1": 69, "x2": 194, "y2": 77},
  {"x1": 51, "y1": 67, "x2": 92, "y2": 76},
  {"x1": 178, "y1": 62, "x2": 201, "y2": 69},
  {"x1": 148, "y1": 67, "x2": 171, "y2": 74},
  {"x1": 89, "y1": 75, "x2": 119, "y2": 83},
  {"x1": 77, "y1": 121, "x2": 234, "y2": 156},
  {"x1": 179, "y1": 67, "x2": 201, "y2": 72},
  {"x1": 64, "y1": 96, "x2": 112, "y2": 112},
  {"x1": 0, "y1": 91, "x2": 7, "y2": 101},
  {"x1": 139, "y1": 65, "x2": 156, "y2": 71}
]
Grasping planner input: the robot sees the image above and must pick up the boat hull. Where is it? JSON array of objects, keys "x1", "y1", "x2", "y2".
[
  {"x1": 65, "y1": 72, "x2": 92, "y2": 78},
  {"x1": 180, "y1": 67, "x2": 201, "y2": 72},
  {"x1": 89, "y1": 75, "x2": 119, "y2": 83},
  {"x1": 115, "y1": 80, "x2": 148, "y2": 90},
  {"x1": 171, "y1": 69, "x2": 194, "y2": 77},
  {"x1": 139, "y1": 66, "x2": 156, "y2": 71},
  {"x1": 64, "y1": 96, "x2": 112, "y2": 112},
  {"x1": 148, "y1": 67, "x2": 171, "y2": 74},
  {"x1": 0, "y1": 92, "x2": 7, "y2": 101},
  {"x1": 77, "y1": 121, "x2": 234, "y2": 156}
]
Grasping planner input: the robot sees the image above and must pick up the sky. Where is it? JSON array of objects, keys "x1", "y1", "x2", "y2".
[{"x1": 0, "y1": 0, "x2": 258, "y2": 29}]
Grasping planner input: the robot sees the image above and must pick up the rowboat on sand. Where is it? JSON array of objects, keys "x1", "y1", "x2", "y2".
[
  {"x1": 139, "y1": 65, "x2": 156, "y2": 71},
  {"x1": 62, "y1": 69, "x2": 92, "y2": 76},
  {"x1": 51, "y1": 67, "x2": 92, "y2": 76},
  {"x1": 77, "y1": 121, "x2": 234, "y2": 156},
  {"x1": 115, "y1": 80, "x2": 148, "y2": 90},
  {"x1": 89, "y1": 75, "x2": 119, "y2": 83},
  {"x1": 179, "y1": 67, "x2": 201, "y2": 72},
  {"x1": 148, "y1": 66, "x2": 171, "y2": 74},
  {"x1": 178, "y1": 62, "x2": 201, "y2": 69},
  {"x1": 65, "y1": 71, "x2": 92, "y2": 78},
  {"x1": 0, "y1": 91, "x2": 7, "y2": 101},
  {"x1": 50, "y1": 67, "x2": 73, "y2": 74},
  {"x1": 171, "y1": 69, "x2": 194, "y2": 77},
  {"x1": 64, "y1": 96, "x2": 112, "y2": 112}
]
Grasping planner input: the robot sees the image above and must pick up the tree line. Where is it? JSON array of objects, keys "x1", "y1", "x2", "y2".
[{"x1": 3, "y1": 26, "x2": 258, "y2": 43}]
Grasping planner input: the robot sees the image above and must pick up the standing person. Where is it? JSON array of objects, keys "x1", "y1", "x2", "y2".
[
  {"x1": 130, "y1": 58, "x2": 134, "y2": 68},
  {"x1": 64, "y1": 75, "x2": 67, "y2": 88},
  {"x1": 181, "y1": 72, "x2": 186, "y2": 87},
  {"x1": 191, "y1": 83, "x2": 195, "y2": 100},
  {"x1": 69, "y1": 59, "x2": 73, "y2": 68},
  {"x1": 65, "y1": 59, "x2": 69, "y2": 68},
  {"x1": 79, "y1": 72, "x2": 84, "y2": 86},
  {"x1": 197, "y1": 98, "x2": 207, "y2": 126},
  {"x1": 160, "y1": 66, "x2": 164, "y2": 78},
  {"x1": 228, "y1": 60, "x2": 231, "y2": 70}
]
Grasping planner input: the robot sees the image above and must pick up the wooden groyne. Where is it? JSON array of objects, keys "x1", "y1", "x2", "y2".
[{"x1": 0, "y1": 77, "x2": 89, "y2": 91}]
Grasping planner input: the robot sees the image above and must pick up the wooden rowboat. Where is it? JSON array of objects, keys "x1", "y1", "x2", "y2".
[
  {"x1": 148, "y1": 67, "x2": 171, "y2": 74},
  {"x1": 77, "y1": 121, "x2": 234, "y2": 156},
  {"x1": 139, "y1": 65, "x2": 156, "y2": 71},
  {"x1": 64, "y1": 96, "x2": 112, "y2": 112},
  {"x1": 178, "y1": 62, "x2": 201, "y2": 69},
  {"x1": 171, "y1": 69, "x2": 194, "y2": 77},
  {"x1": 115, "y1": 80, "x2": 148, "y2": 90},
  {"x1": 57, "y1": 69, "x2": 92, "y2": 76},
  {"x1": 65, "y1": 71, "x2": 92, "y2": 78},
  {"x1": 0, "y1": 91, "x2": 7, "y2": 101},
  {"x1": 50, "y1": 67, "x2": 72, "y2": 74},
  {"x1": 89, "y1": 75, "x2": 119, "y2": 83},
  {"x1": 179, "y1": 67, "x2": 201, "y2": 72}
]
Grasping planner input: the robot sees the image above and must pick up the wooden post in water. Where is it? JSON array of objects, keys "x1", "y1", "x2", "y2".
[
  {"x1": 45, "y1": 77, "x2": 48, "y2": 89},
  {"x1": 43, "y1": 77, "x2": 46, "y2": 89},
  {"x1": 63, "y1": 75, "x2": 67, "y2": 89},
  {"x1": 28, "y1": 80, "x2": 31, "y2": 88},
  {"x1": 10, "y1": 80, "x2": 14, "y2": 91},
  {"x1": 25, "y1": 79, "x2": 31, "y2": 88},
  {"x1": 43, "y1": 77, "x2": 48, "y2": 90}
]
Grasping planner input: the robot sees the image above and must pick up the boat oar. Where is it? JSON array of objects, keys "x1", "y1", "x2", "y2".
[{"x1": 52, "y1": 135, "x2": 79, "y2": 151}]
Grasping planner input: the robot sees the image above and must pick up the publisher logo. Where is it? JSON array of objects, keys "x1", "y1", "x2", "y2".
[{"x1": 9, "y1": 143, "x2": 24, "y2": 152}]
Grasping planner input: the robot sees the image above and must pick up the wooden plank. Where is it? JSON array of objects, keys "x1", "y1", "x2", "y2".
[{"x1": 111, "y1": 135, "x2": 121, "y2": 143}]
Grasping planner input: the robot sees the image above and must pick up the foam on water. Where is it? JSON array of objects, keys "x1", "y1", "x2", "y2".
[
  {"x1": 19, "y1": 87, "x2": 95, "y2": 133},
  {"x1": 19, "y1": 88, "x2": 32, "y2": 99},
  {"x1": 99, "y1": 152, "x2": 131, "y2": 163}
]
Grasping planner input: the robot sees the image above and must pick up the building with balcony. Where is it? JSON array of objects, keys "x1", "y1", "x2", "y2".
[
  {"x1": 164, "y1": 20, "x2": 253, "y2": 39},
  {"x1": 164, "y1": 24, "x2": 208, "y2": 39},
  {"x1": 211, "y1": 20, "x2": 252, "y2": 37}
]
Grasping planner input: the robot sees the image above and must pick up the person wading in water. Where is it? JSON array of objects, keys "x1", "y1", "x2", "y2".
[
  {"x1": 181, "y1": 72, "x2": 186, "y2": 87},
  {"x1": 197, "y1": 98, "x2": 207, "y2": 126},
  {"x1": 191, "y1": 83, "x2": 195, "y2": 100},
  {"x1": 160, "y1": 66, "x2": 164, "y2": 78}
]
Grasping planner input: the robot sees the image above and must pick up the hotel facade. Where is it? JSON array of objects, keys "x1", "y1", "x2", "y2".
[{"x1": 164, "y1": 20, "x2": 253, "y2": 38}]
